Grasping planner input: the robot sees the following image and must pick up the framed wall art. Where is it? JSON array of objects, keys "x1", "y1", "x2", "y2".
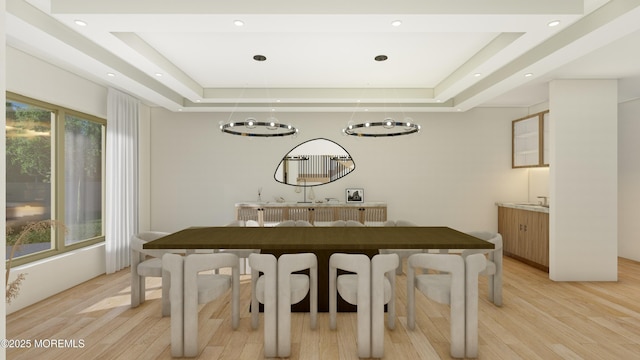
[{"x1": 346, "y1": 188, "x2": 364, "y2": 203}]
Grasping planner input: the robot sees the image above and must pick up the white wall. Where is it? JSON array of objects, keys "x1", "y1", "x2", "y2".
[
  {"x1": 619, "y1": 98, "x2": 640, "y2": 261},
  {"x1": 149, "y1": 107, "x2": 530, "y2": 233},
  {"x1": 549, "y1": 80, "x2": 618, "y2": 281},
  {"x1": 6, "y1": 244, "x2": 105, "y2": 313},
  {"x1": 7, "y1": 47, "x2": 107, "y2": 118},
  {"x1": 5, "y1": 47, "x2": 108, "y2": 313}
]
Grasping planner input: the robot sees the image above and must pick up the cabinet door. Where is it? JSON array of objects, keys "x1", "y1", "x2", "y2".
[
  {"x1": 513, "y1": 115, "x2": 539, "y2": 167},
  {"x1": 512, "y1": 111, "x2": 549, "y2": 168},
  {"x1": 498, "y1": 206, "x2": 550, "y2": 270},
  {"x1": 498, "y1": 207, "x2": 519, "y2": 255},
  {"x1": 525, "y1": 211, "x2": 549, "y2": 267}
]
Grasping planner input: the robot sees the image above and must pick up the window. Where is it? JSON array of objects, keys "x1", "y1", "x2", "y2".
[{"x1": 6, "y1": 93, "x2": 105, "y2": 265}]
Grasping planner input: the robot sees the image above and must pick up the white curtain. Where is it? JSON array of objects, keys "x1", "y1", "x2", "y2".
[{"x1": 105, "y1": 88, "x2": 139, "y2": 273}]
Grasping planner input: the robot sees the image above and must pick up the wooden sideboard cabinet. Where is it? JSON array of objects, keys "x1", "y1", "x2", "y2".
[
  {"x1": 235, "y1": 202, "x2": 387, "y2": 226},
  {"x1": 498, "y1": 205, "x2": 549, "y2": 271}
]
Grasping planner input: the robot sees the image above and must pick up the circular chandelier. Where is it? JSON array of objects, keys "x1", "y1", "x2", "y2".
[
  {"x1": 219, "y1": 54, "x2": 299, "y2": 137},
  {"x1": 219, "y1": 118, "x2": 298, "y2": 137},
  {"x1": 343, "y1": 118, "x2": 420, "y2": 137}
]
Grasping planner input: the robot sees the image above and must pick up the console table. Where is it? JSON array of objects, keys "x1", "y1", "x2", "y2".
[{"x1": 235, "y1": 202, "x2": 387, "y2": 226}]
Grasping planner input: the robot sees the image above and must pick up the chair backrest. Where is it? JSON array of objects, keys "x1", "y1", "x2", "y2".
[
  {"x1": 408, "y1": 253, "x2": 465, "y2": 305},
  {"x1": 329, "y1": 219, "x2": 365, "y2": 226},
  {"x1": 330, "y1": 253, "x2": 370, "y2": 274},
  {"x1": 183, "y1": 253, "x2": 240, "y2": 323},
  {"x1": 249, "y1": 253, "x2": 277, "y2": 274},
  {"x1": 226, "y1": 220, "x2": 261, "y2": 227},
  {"x1": 184, "y1": 253, "x2": 238, "y2": 298},
  {"x1": 329, "y1": 253, "x2": 371, "y2": 308},
  {"x1": 461, "y1": 232, "x2": 503, "y2": 260},
  {"x1": 409, "y1": 253, "x2": 466, "y2": 358},
  {"x1": 329, "y1": 253, "x2": 371, "y2": 357},
  {"x1": 372, "y1": 253, "x2": 398, "y2": 304},
  {"x1": 249, "y1": 254, "x2": 277, "y2": 303},
  {"x1": 466, "y1": 231, "x2": 502, "y2": 248},
  {"x1": 275, "y1": 220, "x2": 313, "y2": 227},
  {"x1": 276, "y1": 220, "x2": 297, "y2": 227},
  {"x1": 295, "y1": 220, "x2": 313, "y2": 227},
  {"x1": 329, "y1": 220, "x2": 347, "y2": 226},
  {"x1": 131, "y1": 231, "x2": 171, "y2": 259},
  {"x1": 246, "y1": 220, "x2": 260, "y2": 227},
  {"x1": 182, "y1": 253, "x2": 240, "y2": 356},
  {"x1": 248, "y1": 253, "x2": 278, "y2": 357},
  {"x1": 278, "y1": 253, "x2": 317, "y2": 278},
  {"x1": 278, "y1": 253, "x2": 318, "y2": 357},
  {"x1": 371, "y1": 253, "x2": 399, "y2": 357},
  {"x1": 383, "y1": 219, "x2": 416, "y2": 227}
]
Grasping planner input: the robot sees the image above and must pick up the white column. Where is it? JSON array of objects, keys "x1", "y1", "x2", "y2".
[{"x1": 549, "y1": 80, "x2": 618, "y2": 281}]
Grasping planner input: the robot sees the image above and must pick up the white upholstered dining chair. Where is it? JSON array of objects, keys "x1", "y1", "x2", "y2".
[
  {"x1": 379, "y1": 220, "x2": 426, "y2": 274},
  {"x1": 329, "y1": 219, "x2": 365, "y2": 227},
  {"x1": 277, "y1": 253, "x2": 318, "y2": 357},
  {"x1": 249, "y1": 252, "x2": 318, "y2": 357},
  {"x1": 248, "y1": 253, "x2": 278, "y2": 357},
  {"x1": 163, "y1": 252, "x2": 240, "y2": 357},
  {"x1": 330, "y1": 253, "x2": 370, "y2": 357},
  {"x1": 462, "y1": 231, "x2": 503, "y2": 306},
  {"x1": 407, "y1": 253, "x2": 486, "y2": 358},
  {"x1": 130, "y1": 231, "x2": 173, "y2": 315},
  {"x1": 371, "y1": 253, "x2": 399, "y2": 358},
  {"x1": 214, "y1": 220, "x2": 261, "y2": 274},
  {"x1": 275, "y1": 219, "x2": 313, "y2": 227},
  {"x1": 329, "y1": 253, "x2": 398, "y2": 358}
]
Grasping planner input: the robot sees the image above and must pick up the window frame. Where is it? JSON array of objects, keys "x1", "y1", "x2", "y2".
[{"x1": 6, "y1": 92, "x2": 106, "y2": 266}]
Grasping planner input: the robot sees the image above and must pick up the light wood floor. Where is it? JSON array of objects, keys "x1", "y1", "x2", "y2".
[{"x1": 7, "y1": 256, "x2": 640, "y2": 359}]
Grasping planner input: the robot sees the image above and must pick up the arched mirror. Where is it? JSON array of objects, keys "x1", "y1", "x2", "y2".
[{"x1": 274, "y1": 138, "x2": 355, "y2": 186}]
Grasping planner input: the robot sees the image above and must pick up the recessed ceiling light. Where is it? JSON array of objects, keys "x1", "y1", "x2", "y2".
[
  {"x1": 374, "y1": 55, "x2": 388, "y2": 62},
  {"x1": 253, "y1": 55, "x2": 267, "y2": 61},
  {"x1": 107, "y1": 72, "x2": 116, "y2": 77},
  {"x1": 74, "y1": 19, "x2": 87, "y2": 27},
  {"x1": 547, "y1": 20, "x2": 561, "y2": 27},
  {"x1": 234, "y1": 20, "x2": 245, "y2": 27},
  {"x1": 155, "y1": 73, "x2": 163, "y2": 77},
  {"x1": 474, "y1": 73, "x2": 482, "y2": 77},
  {"x1": 524, "y1": 73, "x2": 533, "y2": 77},
  {"x1": 391, "y1": 20, "x2": 402, "y2": 27}
]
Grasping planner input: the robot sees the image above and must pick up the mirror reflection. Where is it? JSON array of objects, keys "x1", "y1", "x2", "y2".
[{"x1": 274, "y1": 138, "x2": 355, "y2": 186}]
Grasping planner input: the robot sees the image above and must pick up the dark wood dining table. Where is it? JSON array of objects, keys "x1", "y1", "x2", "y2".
[{"x1": 144, "y1": 226, "x2": 494, "y2": 311}]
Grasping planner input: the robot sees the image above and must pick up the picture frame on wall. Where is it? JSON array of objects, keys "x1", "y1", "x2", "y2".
[{"x1": 346, "y1": 188, "x2": 364, "y2": 203}]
